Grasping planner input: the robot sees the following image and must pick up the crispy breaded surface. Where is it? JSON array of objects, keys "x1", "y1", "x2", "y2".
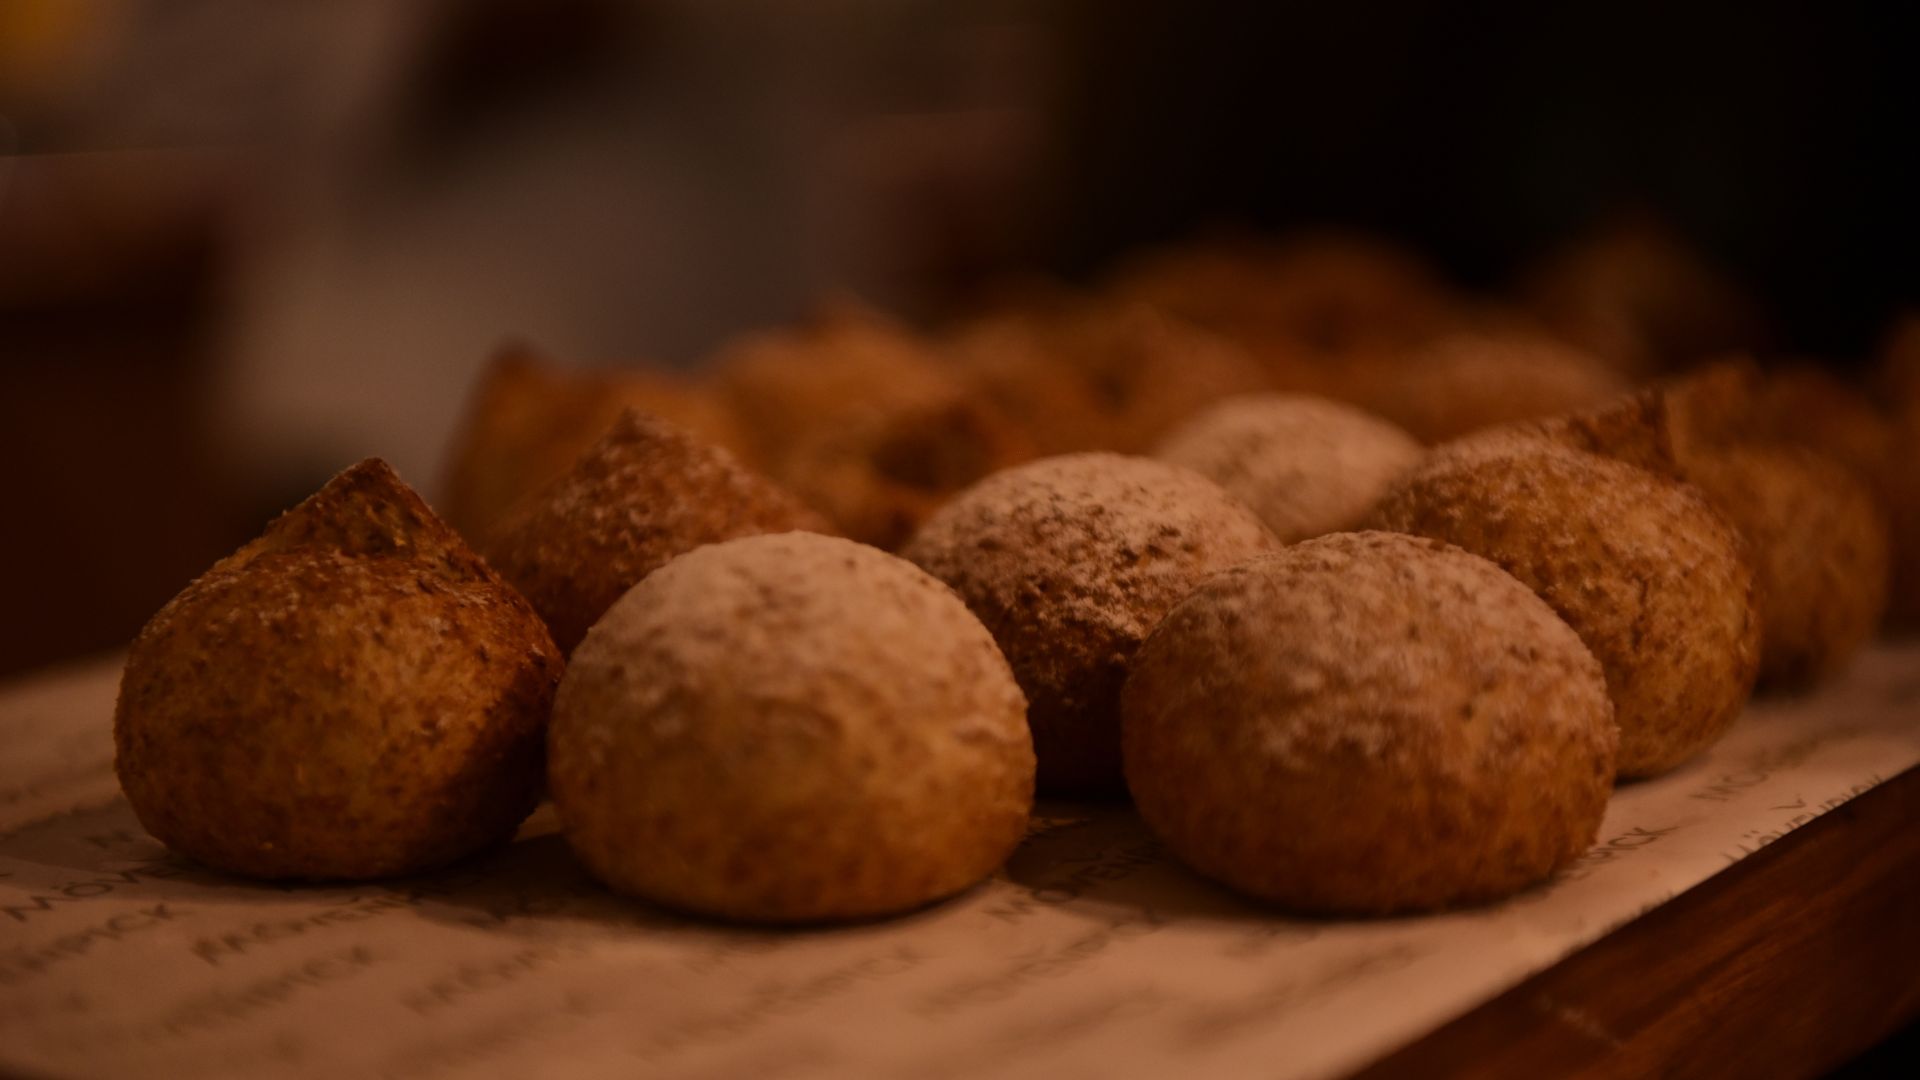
[{"x1": 1123, "y1": 531, "x2": 1616, "y2": 913}]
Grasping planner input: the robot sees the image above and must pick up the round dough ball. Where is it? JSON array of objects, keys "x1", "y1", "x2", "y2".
[
  {"x1": 1682, "y1": 446, "x2": 1888, "y2": 686},
  {"x1": 1367, "y1": 434, "x2": 1759, "y2": 777},
  {"x1": 902, "y1": 453, "x2": 1283, "y2": 794},
  {"x1": 1123, "y1": 532, "x2": 1617, "y2": 913},
  {"x1": 550, "y1": 532, "x2": 1033, "y2": 922},
  {"x1": 480, "y1": 410, "x2": 827, "y2": 654},
  {"x1": 1152, "y1": 394, "x2": 1422, "y2": 542},
  {"x1": 116, "y1": 461, "x2": 562, "y2": 880}
]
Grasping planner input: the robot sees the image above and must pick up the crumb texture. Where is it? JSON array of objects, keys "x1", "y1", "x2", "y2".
[
  {"x1": 481, "y1": 409, "x2": 826, "y2": 654},
  {"x1": 1368, "y1": 434, "x2": 1758, "y2": 777},
  {"x1": 1123, "y1": 531, "x2": 1616, "y2": 913},
  {"x1": 550, "y1": 532, "x2": 1034, "y2": 923},
  {"x1": 116, "y1": 460, "x2": 561, "y2": 880},
  {"x1": 903, "y1": 453, "x2": 1283, "y2": 794}
]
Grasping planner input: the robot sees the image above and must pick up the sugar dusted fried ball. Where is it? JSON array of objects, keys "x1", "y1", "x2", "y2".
[
  {"x1": 550, "y1": 532, "x2": 1034, "y2": 923},
  {"x1": 479, "y1": 410, "x2": 828, "y2": 655},
  {"x1": 902, "y1": 453, "x2": 1283, "y2": 794},
  {"x1": 716, "y1": 305, "x2": 1033, "y2": 548},
  {"x1": 1151, "y1": 394, "x2": 1421, "y2": 542},
  {"x1": 1368, "y1": 434, "x2": 1758, "y2": 777},
  {"x1": 440, "y1": 344, "x2": 746, "y2": 539},
  {"x1": 1681, "y1": 445, "x2": 1888, "y2": 686},
  {"x1": 1123, "y1": 532, "x2": 1616, "y2": 913},
  {"x1": 115, "y1": 461, "x2": 562, "y2": 880}
]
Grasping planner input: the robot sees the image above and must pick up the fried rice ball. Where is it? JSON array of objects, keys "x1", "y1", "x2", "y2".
[
  {"x1": 715, "y1": 305, "x2": 1033, "y2": 548},
  {"x1": 1367, "y1": 434, "x2": 1759, "y2": 777},
  {"x1": 1151, "y1": 394, "x2": 1422, "y2": 542},
  {"x1": 116, "y1": 460, "x2": 562, "y2": 880},
  {"x1": 440, "y1": 344, "x2": 747, "y2": 539},
  {"x1": 902, "y1": 453, "x2": 1283, "y2": 794},
  {"x1": 947, "y1": 299, "x2": 1272, "y2": 455},
  {"x1": 1122, "y1": 531, "x2": 1617, "y2": 913},
  {"x1": 1329, "y1": 329, "x2": 1629, "y2": 444},
  {"x1": 550, "y1": 532, "x2": 1034, "y2": 922},
  {"x1": 479, "y1": 410, "x2": 828, "y2": 655}
]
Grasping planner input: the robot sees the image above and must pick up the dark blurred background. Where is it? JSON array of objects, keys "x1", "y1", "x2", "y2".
[{"x1": 2, "y1": 0, "x2": 1916, "y2": 677}]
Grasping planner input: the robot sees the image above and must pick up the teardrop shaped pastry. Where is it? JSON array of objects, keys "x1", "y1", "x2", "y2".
[
  {"x1": 478, "y1": 409, "x2": 830, "y2": 655},
  {"x1": 115, "y1": 460, "x2": 562, "y2": 880}
]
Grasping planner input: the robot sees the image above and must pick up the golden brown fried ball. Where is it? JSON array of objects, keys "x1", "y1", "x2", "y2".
[
  {"x1": 902, "y1": 453, "x2": 1283, "y2": 795},
  {"x1": 1367, "y1": 434, "x2": 1759, "y2": 777},
  {"x1": 947, "y1": 299, "x2": 1272, "y2": 455},
  {"x1": 550, "y1": 532, "x2": 1034, "y2": 922},
  {"x1": 440, "y1": 344, "x2": 747, "y2": 539},
  {"x1": 1123, "y1": 531, "x2": 1616, "y2": 913},
  {"x1": 1151, "y1": 394, "x2": 1422, "y2": 542},
  {"x1": 115, "y1": 461, "x2": 561, "y2": 880},
  {"x1": 479, "y1": 410, "x2": 828, "y2": 655},
  {"x1": 1329, "y1": 329, "x2": 1629, "y2": 444},
  {"x1": 716, "y1": 305, "x2": 1033, "y2": 549},
  {"x1": 1535, "y1": 369, "x2": 1898, "y2": 667},
  {"x1": 1681, "y1": 445, "x2": 1888, "y2": 686}
]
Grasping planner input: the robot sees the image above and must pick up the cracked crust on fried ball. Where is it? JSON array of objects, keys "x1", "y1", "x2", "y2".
[
  {"x1": 902, "y1": 453, "x2": 1283, "y2": 795},
  {"x1": 1122, "y1": 531, "x2": 1616, "y2": 914},
  {"x1": 549, "y1": 532, "x2": 1034, "y2": 923},
  {"x1": 115, "y1": 460, "x2": 562, "y2": 880}
]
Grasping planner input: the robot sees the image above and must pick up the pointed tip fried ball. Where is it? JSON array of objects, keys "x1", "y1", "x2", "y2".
[
  {"x1": 550, "y1": 532, "x2": 1034, "y2": 923},
  {"x1": 1367, "y1": 434, "x2": 1759, "y2": 777},
  {"x1": 439, "y1": 344, "x2": 747, "y2": 539},
  {"x1": 902, "y1": 453, "x2": 1284, "y2": 795},
  {"x1": 1152, "y1": 394, "x2": 1422, "y2": 542},
  {"x1": 115, "y1": 460, "x2": 561, "y2": 880},
  {"x1": 479, "y1": 409, "x2": 828, "y2": 654},
  {"x1": 1123, "y1": 532, "x2": 1616, "y2": 914}
]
